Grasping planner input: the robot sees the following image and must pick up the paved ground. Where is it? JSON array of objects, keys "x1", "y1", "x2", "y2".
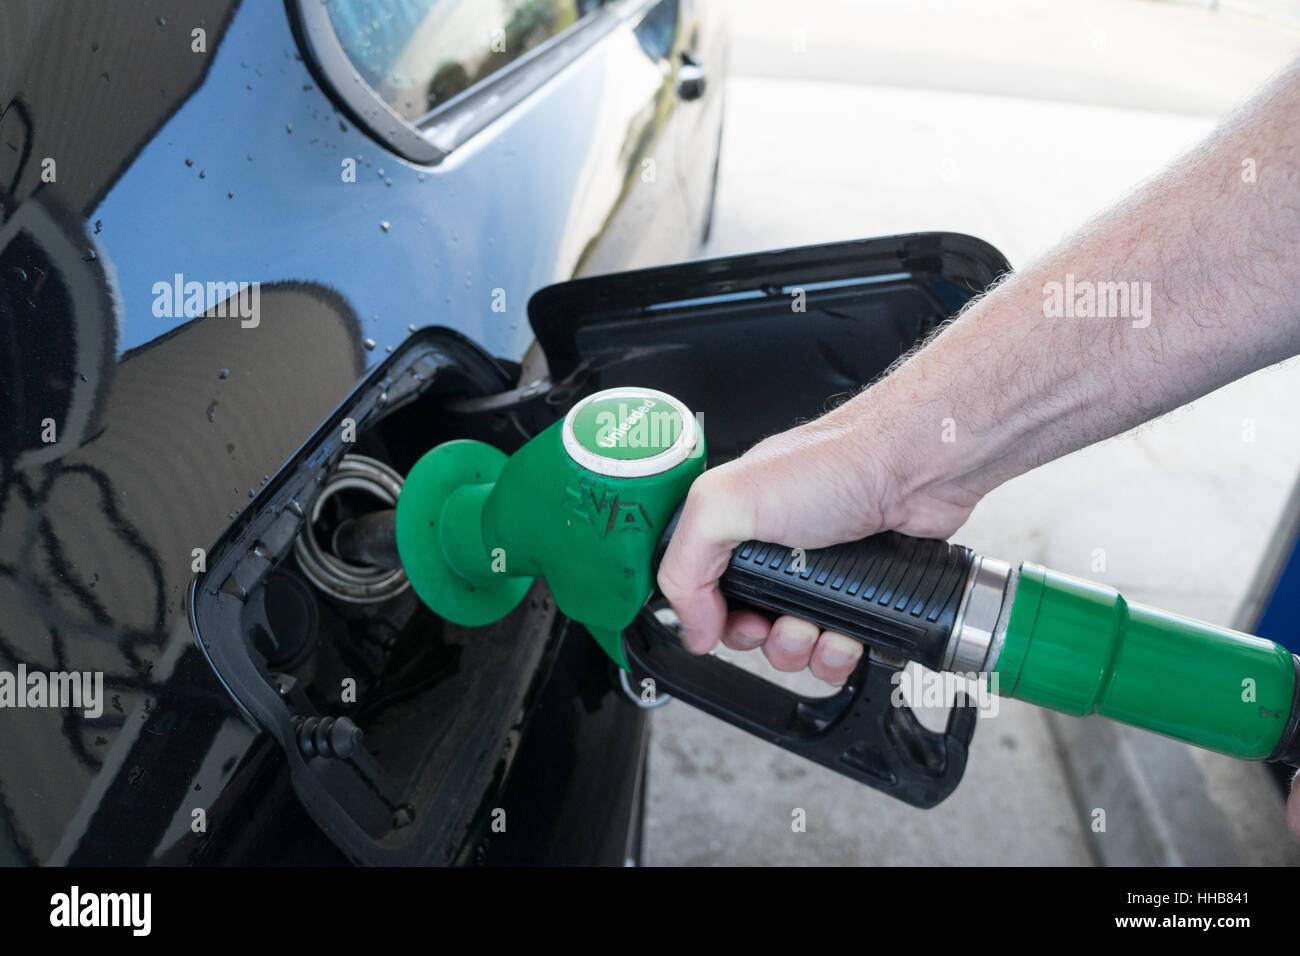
[{"x1": 644, "y1": 0, "x2": 1300, "y2": 865}]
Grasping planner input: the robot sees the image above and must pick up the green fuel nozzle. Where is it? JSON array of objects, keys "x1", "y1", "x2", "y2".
[
  {"x1": 394, "y1": 387, "x2": 705, "y2": 668},
  {"x1": 392, "y1": 385, "x2": 1300, "y2": 790}
]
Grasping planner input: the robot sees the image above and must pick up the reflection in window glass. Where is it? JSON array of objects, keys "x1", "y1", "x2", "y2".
[{"x1": 327, "y1": 0, "x2": 608, "y2": 121}]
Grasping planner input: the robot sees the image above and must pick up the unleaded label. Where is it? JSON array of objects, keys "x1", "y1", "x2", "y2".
[{"x1": 562, "y1": 388, "x2": 698, "y2": 477}]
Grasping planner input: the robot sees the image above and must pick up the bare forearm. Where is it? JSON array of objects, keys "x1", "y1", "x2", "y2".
[
  {"x1": 837, "y1": 60, "x2": 1300, "y2": 524},
  {"x1": 660, "y1": 59, "x2": 1300, "y2": 702}
]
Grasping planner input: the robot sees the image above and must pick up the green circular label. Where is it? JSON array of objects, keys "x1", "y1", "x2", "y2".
[{"x1": 569, "y1": 392, "x2": 687, "y2": 461}]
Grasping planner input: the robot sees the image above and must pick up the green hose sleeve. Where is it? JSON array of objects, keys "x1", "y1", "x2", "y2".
[{"x1": 994, "y1": 564, "x2": 1295, "y2": 760}]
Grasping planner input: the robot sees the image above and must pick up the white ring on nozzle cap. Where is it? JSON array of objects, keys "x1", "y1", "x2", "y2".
[{"x1": 561, "y1": 387, "x2": 699, "y2": 478}]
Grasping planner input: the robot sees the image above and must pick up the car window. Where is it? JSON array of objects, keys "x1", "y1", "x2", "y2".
[{"x1": 326, "y1": 0, "x2": 610, "y2": 122}]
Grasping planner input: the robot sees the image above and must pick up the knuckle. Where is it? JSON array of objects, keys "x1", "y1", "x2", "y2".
[{"x1": 655, "y1": 561, "x2": 683, "y2": 597}]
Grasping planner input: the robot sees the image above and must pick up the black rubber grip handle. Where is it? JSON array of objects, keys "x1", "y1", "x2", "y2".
[{"x1": 653, "y1": 510, "x2": 975, "y2": 671}]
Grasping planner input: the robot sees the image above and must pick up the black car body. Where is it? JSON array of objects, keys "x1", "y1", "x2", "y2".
[{"x1": 0, "y1": 0, "x2": 727, "y2": 866}]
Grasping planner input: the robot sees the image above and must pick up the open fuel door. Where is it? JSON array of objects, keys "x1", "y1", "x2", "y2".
[
  {"x1": 529, "y1": 232, "x2": 1011, "y2": 463},
  {"x1": 528, "y1": 232, "x2": 1013, "y2": 808}
]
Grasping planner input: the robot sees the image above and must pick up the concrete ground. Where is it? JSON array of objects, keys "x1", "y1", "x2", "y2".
[{"x1": 644, "y1": 0, "x2": 1300, "y2": 865}]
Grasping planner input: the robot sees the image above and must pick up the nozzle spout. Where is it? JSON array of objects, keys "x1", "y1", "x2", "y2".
[{"x1": 330, "y1": 509, "x2": 401, "y2": 570}]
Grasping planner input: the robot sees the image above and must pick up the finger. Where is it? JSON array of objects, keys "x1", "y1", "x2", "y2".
[
  {"x1": 720, "y1": 609, "x2": 772, "y2": 651},
  {"x1": 663, "y1": 580, "x2": 729, "y2": 655},
  {"x1": 809, "y1": 631, "x2": 862, "y2": 687},
  {"x1": 656, "y1": 473, "x2": 751, "y2": 654},
  {"x1": 762, "y1": 615, "x2": 820, "y2": 672}
]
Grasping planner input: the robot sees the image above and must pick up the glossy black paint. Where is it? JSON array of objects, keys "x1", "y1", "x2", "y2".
[{"x1": 0, "y1": 0, "x2": 724, "y2": 865}]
